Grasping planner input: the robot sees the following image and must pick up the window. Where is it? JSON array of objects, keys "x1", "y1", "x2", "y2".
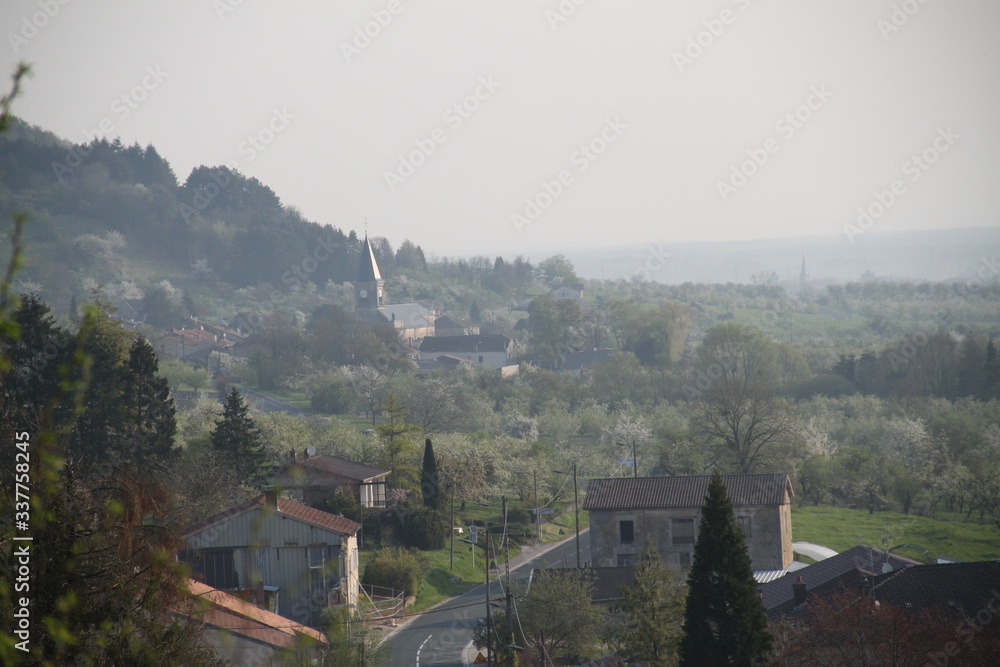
[
  {"x1": 308, "y1": 545, "x2": 328, "y2": 598},
  {"x1": 180, "y1": 548, "x2": 238, "y2": 589},
  {"x1": 738, "y1": 516, "x2": 752, "y2": 539},
  {"x1": 619, "y1": 520, "x2": 634, "y2": 544},
  {"x1": 478, "y1": 355, "x2": 484, "y2": 363},
  {"x1": 672, "y1": 518, "x2": 695, "y2": 545},
  {"x1": 617, "y1": 554, "x2": 636, "y2": 567}
]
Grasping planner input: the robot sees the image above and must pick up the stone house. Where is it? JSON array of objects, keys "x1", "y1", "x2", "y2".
[{"x1": 583, "y1": 473, "x2": 793, "y2": 571}]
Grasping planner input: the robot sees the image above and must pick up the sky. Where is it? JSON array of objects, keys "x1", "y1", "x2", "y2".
[{"x1": 2, "y1": 0, "x2": 999, "y2": 258}]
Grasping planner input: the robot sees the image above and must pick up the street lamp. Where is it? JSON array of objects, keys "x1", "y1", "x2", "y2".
[{"x1": 553, "y1": 463, "x2": 581, "y2": 569}]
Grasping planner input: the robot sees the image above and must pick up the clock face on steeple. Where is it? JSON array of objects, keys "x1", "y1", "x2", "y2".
[{"x1": 359, "y1": 289, "x2": 368, "y2": 298}]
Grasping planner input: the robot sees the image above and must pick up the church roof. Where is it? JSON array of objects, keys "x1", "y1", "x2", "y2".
[{"x1": 356, "y1": 234, "x2": 382, "y2": 282}]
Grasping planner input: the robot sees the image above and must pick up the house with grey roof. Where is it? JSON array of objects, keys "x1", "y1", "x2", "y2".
[
  {"x1": 759, "y1": 544, "x2": 922, "y2": 615},
  {"x1": 418, "y1": 334, "x2": 515, "y2": 370},
  {"x1": 583, "y1": 473, "x2": 793, "y2": 571}
]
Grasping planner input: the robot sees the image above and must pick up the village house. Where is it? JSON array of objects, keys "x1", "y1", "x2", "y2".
[
  {"x1": 418, "y1": 334, "x2": 515, "y2": 370},
  {"x1": 549, "y1": 283, "x2": 584, "y2": 301},
  {"x1": 583, "y1": 473, "x2": 794, "y2": 571},
  {"x1": 759, "y1": 544, "x2": 921, "y2": 615},
  {"x1": 434, "y1": 314, "x2": 479, "y2": 337},
  {"x1": 180, "y1": 492, "x2": 360, "y2": 626},
  {"x1": 177, "y1": 579, "x2": 326, "y2": 666},
  {"x1": 267, "y1": 451, "x2": 391, "y2": 509}
]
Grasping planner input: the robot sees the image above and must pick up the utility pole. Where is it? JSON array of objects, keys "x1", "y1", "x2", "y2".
[
  {"x1": 503, "y1": 496, "x2": 513, "y2": 643},
  {"x1": 450, "y1": 484, "x2": 455, "y2": 571},
  {"x1": 534, "y1": 470, "x2": 540, "y2": 542},
  {"x1": 573, "y1": 462, "x2": 581, "y2": 569},
  {"x1": 485, "y1": 530, "x2": 492, "y2": 667}
]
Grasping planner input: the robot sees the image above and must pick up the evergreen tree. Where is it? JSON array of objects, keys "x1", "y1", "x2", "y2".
[
  {"x1": 121, "y1": 336, "x2": 178, "y2": 466},
  {"x1": 679, "y1": 470, "x2": 773, "y2": 666},
  {"x1": 211, "y1": 387, "x2": 266, "y2": 482},
  {"x1": 985, "y1": 338, "x2": 1000, "y2": 400},
  {"x1": 612, "y1": 541, "x2": 687, "y2": 666},
  {"x1": 421, "y1": 437, "x2": 441, "y2": 510},
  {"x1": 0, "y1": 294, "x2": 73, "y2": 426},
  {"x1": 68, "y1": 299, "x2": 136, "y2": 462}
]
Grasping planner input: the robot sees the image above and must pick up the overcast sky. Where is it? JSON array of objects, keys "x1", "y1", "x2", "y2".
[{"x1": 2, "y1": 1, "x2": 998, "y2": 257}]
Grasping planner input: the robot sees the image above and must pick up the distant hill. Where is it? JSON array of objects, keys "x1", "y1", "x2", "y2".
[
  {"x1": 0, "y1": 116, "x2": 367, "y2": 307},
  {"x1": 562, "y1": 227, "x2": 999, "y2": 286}
]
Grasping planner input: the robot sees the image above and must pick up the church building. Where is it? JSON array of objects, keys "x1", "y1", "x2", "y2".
[{"x1": 353, "y1": 234, "x2": 436, "y2": 343}]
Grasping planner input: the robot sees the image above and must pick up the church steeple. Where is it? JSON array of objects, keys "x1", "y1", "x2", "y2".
[{"x1": 355, "y1": 234, "x2": 386, "y2": 310}]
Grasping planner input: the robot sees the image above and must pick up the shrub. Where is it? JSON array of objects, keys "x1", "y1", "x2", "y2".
[
  {"x1": 507, "y1": 508, "x2": 531, "y2": 524},
  {"x1": 395, "y1": 506, "x2": 447, "y2": 550},
  {"x1": 310, "y1": 377, "x2": 358, "y2": 414},
  {"x1": 361, "y1": 547, "x2": 429, "y2": 599}
]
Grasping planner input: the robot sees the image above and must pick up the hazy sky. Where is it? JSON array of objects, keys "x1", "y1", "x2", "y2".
[{"x1": 2, "y1": 1, "x2": 998, "y2": 257}]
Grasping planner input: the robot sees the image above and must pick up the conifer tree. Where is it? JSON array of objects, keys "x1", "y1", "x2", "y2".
[
  {"x1": 679, "y1": 470, "x2": 773, "y2": 666},
  {"x1": 421, "y1": 437, "x2": 441, "y2": 509},
  {"x1": 211, "y1": 387, "x2": 266, "y2": 482},
  {"x1": 121, "y1": 336, "x2": 178, "y2": 466},
  {"x1": 612, "y1": 540, "x2": 687, "y2": 666}
]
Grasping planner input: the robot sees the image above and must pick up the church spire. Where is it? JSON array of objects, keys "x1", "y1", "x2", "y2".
[
  {"x1": 354, "y1": 233, "x2": 386, "y2": 310},
  {"x1": 357, "y1": 234, "x2": 382, "y2": 282}
]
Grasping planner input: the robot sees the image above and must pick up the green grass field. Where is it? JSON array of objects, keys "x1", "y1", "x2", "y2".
[
  {"x1": 362, "y1": 496, "x2": 586, "y2": 612},
  {"x1": 791, "y1": 505, "x2": 1000, "y2": 563}
]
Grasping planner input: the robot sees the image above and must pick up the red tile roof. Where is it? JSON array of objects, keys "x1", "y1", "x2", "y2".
[
  {"x1": 182, "y1": 494, "x2": 361, "y2": 539},
  {"x1": 583, "y1": 473, "x2": 792, "y2": 511},
  {"x1": 180, "y1": 579, "x2": 326, "y2": 648}
]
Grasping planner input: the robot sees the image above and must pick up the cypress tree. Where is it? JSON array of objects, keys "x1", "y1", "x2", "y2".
[
  {"x1": 211, "y1": 388, "x2": 266, "y2": 482},
  {"x1": 679, "y1": 470, "x2": 773, "y2": 666},
  {"x1": 421, "y1": 437, "x2": 440, "y2": 510}
]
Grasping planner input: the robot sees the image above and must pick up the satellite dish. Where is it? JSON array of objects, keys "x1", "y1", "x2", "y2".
[
  {"x1": 305, "y1": 445, "x2": 316, "y2": 457},
  {"x1": 881, "y1": 563, "x2": 894, "y2": 574}
]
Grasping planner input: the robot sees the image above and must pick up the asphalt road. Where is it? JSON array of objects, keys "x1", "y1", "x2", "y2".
[{"x1": 384, "y1": 530, "x2": 592, "y2": 667}]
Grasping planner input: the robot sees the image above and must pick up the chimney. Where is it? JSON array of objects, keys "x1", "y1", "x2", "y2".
[{"x1": 792, "y1": 575, "x2": 807, "y2": 607}]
